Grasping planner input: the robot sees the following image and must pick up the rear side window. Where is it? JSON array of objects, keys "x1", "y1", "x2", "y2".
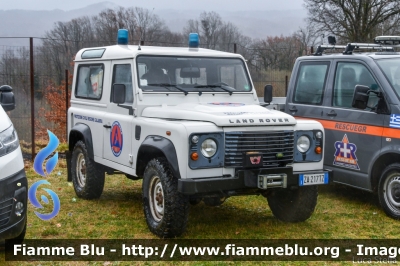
[
  {"x1": 333, "y1": 62, "x2": 380, "y2": 108},
  {"x1": 75, "y1": 64, "x2": 104, "y2": 100},
  {"x1": 293, "y1": 61, "x2": 329, "y2": 105}
]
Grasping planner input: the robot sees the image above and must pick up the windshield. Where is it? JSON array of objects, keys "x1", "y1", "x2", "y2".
[
  {"x1": 136, "y1": 56, "x2": 252, "y2": 93},
  {"x1": 376, "y1": 58, "x2": 400, "y2": 98}
]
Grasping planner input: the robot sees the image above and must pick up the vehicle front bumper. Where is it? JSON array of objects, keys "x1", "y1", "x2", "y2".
[
  {"x1": 0, "y1": 169, "x2": 27, "y2": 240},
  {"x1": 178, "y1": 167, "x2": 332, "y2": 195}
]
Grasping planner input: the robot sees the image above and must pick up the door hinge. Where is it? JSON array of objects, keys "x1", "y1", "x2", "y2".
[{"x1": 129, "y1": 154, "x2": 133, "y2": 164}]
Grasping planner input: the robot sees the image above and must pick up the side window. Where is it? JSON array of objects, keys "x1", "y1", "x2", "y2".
[
  {"x1": 75, "y1": 64, "x2": 104, "y2": 99},
  {"x1": 112, "y1": 64, "x2": 133, "y2": 103},
  {"x1": 293, "y1": 62, "x2": 329, "y2": 105},
  {"x1": 333, "y1": 62, "x2": 380, "y2": 108}
]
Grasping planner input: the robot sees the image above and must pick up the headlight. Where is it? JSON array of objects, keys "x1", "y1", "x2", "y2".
[
  {"x1": 0, "y1": 125, "x2": 19, "y2": 157},
  {"x1": 201, "y1": 138, "x2": 217, "y2": 158},
  {"x1": 296, "y1": 135, "x2": 310, "y2": 153}
]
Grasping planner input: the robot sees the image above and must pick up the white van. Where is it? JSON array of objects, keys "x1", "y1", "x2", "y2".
[{"x1": 0, "y1": 85, "x2": 27, "y2": 242}]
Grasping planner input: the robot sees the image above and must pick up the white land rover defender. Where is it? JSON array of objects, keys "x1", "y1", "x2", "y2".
[{"x1": 67, "y1": 30, "x2": 331, "y2": 238}]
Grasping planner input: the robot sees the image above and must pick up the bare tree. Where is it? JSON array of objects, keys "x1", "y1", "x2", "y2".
[
  {"x1": 251, "y1": 35, "x2": 302, "y2": 71},
  {"x1": 184, "y1": 11, "x2": 223, "y2": 49},
  {"x1": 183, "y1": 11, "x2": 251, "y2": 53},
  {"x1": 305, "y1": 0, "x2": 400, "y2": 43},
  {"x1": 293, "y1": 25, "x2": 319, "y2": 55}
]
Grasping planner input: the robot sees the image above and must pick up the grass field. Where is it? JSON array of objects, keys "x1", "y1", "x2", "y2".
[{"x1": 1, "y1": 158, "x2": 399, "y2": 265}]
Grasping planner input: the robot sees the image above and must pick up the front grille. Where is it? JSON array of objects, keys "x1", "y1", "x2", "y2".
[
  {"x1": 225, "y1": 131, "x2": 294, "y2": 168},
  {"x1": 0, "y1": 196, "x2": 13, "y2": 227}
]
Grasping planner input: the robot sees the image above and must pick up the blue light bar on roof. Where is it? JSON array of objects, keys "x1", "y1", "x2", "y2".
[
  {"x1": 189, "y1": 33, "x2": 199, "y2": 48},
  {"x1": 117, "y1": 29, "x2": 128, "y2": 45}
]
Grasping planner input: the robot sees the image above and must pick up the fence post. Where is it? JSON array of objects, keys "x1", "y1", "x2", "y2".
[
  {"x1": 285, "y1": 75, "x2": 288, "y2": 96},
  {"x1": 234, "y1": 43, "x2": 237, "y2": 53},
  {"x1": 140, "y1": 40, "x2": 144, "y2": 46},
  {"x1": 65, "y1": 69, "x2": 69, "y2": 142},
  {"x1": 310, "y1": 46, "x2": 314, "y2": 54},
  {"x1": 30, "y1": 37, "x2": 35, "y2": 161}
]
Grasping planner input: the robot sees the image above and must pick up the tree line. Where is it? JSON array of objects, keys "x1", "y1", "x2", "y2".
[{"x1": 3, "y1": 1, "x2": 400, "y2": 94}]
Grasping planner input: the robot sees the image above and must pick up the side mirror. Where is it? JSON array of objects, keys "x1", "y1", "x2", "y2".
[
  {"x1": 352, "y1": 85, "x2": 369, "y2": 110},
  {"x1": 0, "y1": 85, "x2": 15, "y2": 111},
  {"x1": 112, "y1": 84, "x2": 126, "y2": 104},
  {"x1": 264, "y1": 84, "x2": 273, "y2": 104}
]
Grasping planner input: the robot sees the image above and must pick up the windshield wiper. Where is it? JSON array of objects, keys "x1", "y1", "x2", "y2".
[
  {"x1": 147, "y1": 83, "x2": 188, "y2": 95},
  {"x1": 194, "y1": 83, "x2": 235, "y2": 95}
]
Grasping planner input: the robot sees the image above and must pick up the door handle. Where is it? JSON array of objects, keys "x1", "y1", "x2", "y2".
[
  {"x1": 103, "y1": 125, "x2": 111, "y2": 128},
  {"x1": 289, "y1": 106, "x2": 298, "y2": 113},
  {"x1": 327, "y1": 110, "x2": 337, "y2": 117}
]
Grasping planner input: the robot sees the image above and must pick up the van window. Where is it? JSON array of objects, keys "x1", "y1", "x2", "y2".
[
  {"x1": 333, "y1": 62, "x2": 379, "y2": 108},
  {"x1": 75, "y1": 64, "x2": 104, "y2": 100},
  {"x1": 293, "y1": 62, "x2": 329, "y2": 105},
  {"x1": 112, "y1": 64, "x2": 133, "y2": 103}
]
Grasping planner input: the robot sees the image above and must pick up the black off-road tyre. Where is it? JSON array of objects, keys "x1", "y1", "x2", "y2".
[
  {"x1": 378, "y1": 163, "x2": 400, "y2": 219},
  {"x1": 266, "y1": 186, "x2": 318, "y2": 222},
  {"x1": 71, "y1": 140, "x2": 105, "y2": 199},
  {"x1": 142, "y1": 158, "x2": 190, "y2": 238}
]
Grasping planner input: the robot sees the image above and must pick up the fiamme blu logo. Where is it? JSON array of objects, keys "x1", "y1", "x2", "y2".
[{"x1": 28, "y1": 130, "x2": 61, "y2": 220}]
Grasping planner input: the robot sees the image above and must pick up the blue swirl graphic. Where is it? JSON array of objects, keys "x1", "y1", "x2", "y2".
[
  {"x1": 33, "y1": 130, "x2": 59, "y2": 177},
  {"x1": 28, "y1": 180, "x2": 60, "y2": 220}
]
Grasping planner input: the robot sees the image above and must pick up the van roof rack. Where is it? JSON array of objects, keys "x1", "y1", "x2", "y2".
[{"x1": 314, "y1": 36, "x2": 400, "y2": 56}]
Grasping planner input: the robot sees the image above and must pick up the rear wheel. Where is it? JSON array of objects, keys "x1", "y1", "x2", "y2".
[
  {"x1": 266, "y1": 186, "x2": 318, "y2": 222},
  {"x1": 142, "y1": 158, "x2": 190, "y2": 238},
  {"x1": 71, "y1": 141, "x2": 105, "y2": 199},
  {"x1": 378, "y1": 163, "x2": 400, "y2": 219}
]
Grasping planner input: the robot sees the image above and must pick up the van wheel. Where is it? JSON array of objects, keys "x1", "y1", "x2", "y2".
[
  {"x1": 71, "y1": 140, "x2": 105, "y2": 199},
  {"x1": 266, "y1": 186, "x2": 318, "y2": 222},
  {"x1": 378, "y1": 164, "x2": 400, "y2": 219},
  {"x1": 142, "y1": 158, "x2": 189, "y2": 238}
]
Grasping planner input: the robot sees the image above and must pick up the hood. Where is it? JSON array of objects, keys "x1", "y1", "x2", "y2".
[
  {"x1": 142, "y1": 102, "x2": 296, "y2": 126},
  {"x1": 0, "y1": 105, "x2": 12, "y2": 132}
]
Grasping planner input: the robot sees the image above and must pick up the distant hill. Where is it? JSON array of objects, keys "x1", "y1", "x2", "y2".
[{"x1": 0, "y1": 1, "x2": 306, "y2": 47}]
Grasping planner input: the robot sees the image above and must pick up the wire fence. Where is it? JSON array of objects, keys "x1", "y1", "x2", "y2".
[{"x1": 0, "y1": 37, "x2": 291, "y2": 160}]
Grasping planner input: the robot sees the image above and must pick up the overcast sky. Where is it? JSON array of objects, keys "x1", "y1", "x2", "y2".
[{"x1": 1, "y1": 0, "x2": 304, "y2": 11}]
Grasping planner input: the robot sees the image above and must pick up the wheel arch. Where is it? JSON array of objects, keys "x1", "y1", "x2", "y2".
[
  {"x1": 136, "y1": 136, "x2": 181, "y2": 179},
  {"x1": 370, "y1": 151, "x2": 400, "y2": 193},
  {"x1": 69, "y1": 123, "x2": 94, "y2": 159}
]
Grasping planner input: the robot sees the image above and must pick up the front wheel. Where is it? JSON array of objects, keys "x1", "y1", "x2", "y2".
[
  {"x1": 266, "y1": 186, "x2": 318, "y2": 222},
  {"x1": 378, "y1": 163, "x2": 400, "y2": 219},
  {"x1": 142, "y1": 158, "x2": 190, "y2": 238},
  {"x1": 71, "y1": 140, "x2": 105, "y2": 199}
]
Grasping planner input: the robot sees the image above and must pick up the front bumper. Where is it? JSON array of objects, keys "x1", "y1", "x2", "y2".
[
  {"x1": 178, "y1": 167, "x2": 332, "y2": 195},
  {"x1": 0, "y1": 169, "x2": 27, "y2": 240}
]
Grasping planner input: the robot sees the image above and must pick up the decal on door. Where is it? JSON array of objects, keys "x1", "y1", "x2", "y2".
[
  {"x1": 390, "y1": 114, "x2": 400, "y2": 128},
  {"x1": 333, "y1": 134, "x2": 360, "y2": 170},
  {"x1": 110, "y1": 121, "x2": 123, "y2": 157}
]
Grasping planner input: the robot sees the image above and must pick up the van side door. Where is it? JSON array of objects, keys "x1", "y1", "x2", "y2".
[{"x1": 285, "y1": 60, "x2": 332, "y2": 122}]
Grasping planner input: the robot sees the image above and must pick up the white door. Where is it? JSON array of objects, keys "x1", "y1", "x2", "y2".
[{"x1": 103, "y1": 59, "x2": 135, "y2": 167}]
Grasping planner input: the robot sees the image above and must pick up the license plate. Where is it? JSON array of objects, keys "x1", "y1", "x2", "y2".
[{"x1": 299, "y1": 173, "x2": 329, "y2": 186}]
